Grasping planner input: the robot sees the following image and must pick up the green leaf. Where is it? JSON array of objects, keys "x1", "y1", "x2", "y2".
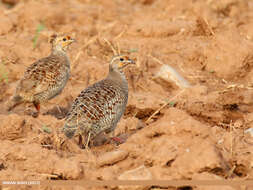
[
  {"x1": 33, "y1": 23, "x2": 46, "y2": 49},
  {"x1": 128, "y1": 49, "x2": 138, "y2": 53},
  {"x1": 42, "y1": 125, "x2": 52, "y2": 134},
  {"x1": 169, "y1": 101, "x2": 175, "y2": 107}
]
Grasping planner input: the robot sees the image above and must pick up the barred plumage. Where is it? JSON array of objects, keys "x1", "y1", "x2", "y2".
[
  {"x1": 63, "y1": 55, "x2": 135, "y2": 146},
  {"x1": 7, "y1": 34, "x2": 75, "y2": 115}
]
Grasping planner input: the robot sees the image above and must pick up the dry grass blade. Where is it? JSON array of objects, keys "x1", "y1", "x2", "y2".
[
  {"x1": 113, "y1": 25, "x2": 127, "y2": 41},
  {"x1": 148, "y1": 51, "x2": 179, "y2": 65},
  {"x1": 72, "y1": 51, "x2": 82, "y2": 67},
  {"x1": 103, "y1": 38, "x2": 117, "y2": 56},
  {"x1": 72, "y1": 35, "x2": 99, "y2": 69},
  {"x1": 116, "y1": 41, "x2": 121, "y2": 55},
  {"x1": 195, "y1": 16, "x2": 215, "y2": 36},
  {"x1": 148, "y1": 54, "x2": 164, "y2": 65},
  {"x1": 145, "y1": 89, "x2": 186, "y2": 124}
]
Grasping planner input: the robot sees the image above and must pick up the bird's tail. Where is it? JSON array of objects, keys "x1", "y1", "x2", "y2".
[
  {"x1": 62, "y1": 123, "x2": 77, "y2": 139},
  {"x1": 6, "y1": 95, "x2": 23, "y2": 111}
]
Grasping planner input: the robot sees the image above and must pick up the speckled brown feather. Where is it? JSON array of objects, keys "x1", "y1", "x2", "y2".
[
  {"x1": 7, "y1": 34, "x2": 74, "y2": 112},
  {"x1": 63, "y1": 55, "x2": 134, "y2": 144},
  {"x1": 16, "y1": 53, "x2": 70, "y2": 102}
]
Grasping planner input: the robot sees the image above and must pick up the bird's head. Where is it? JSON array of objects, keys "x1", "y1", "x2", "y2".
[
  {"x1": 50, "y1": 34, "x2": 75, "y2": 52},
  {"x1": 109, "y1": 55, "x2": 135, "y2": 72}
]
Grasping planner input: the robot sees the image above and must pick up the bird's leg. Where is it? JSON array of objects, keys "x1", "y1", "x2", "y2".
[
  {"x1": 56, "y1": 105, "x2": 62, "y2": 114},
  {"x1": 78, "y1": 133, "x2": 91, "y2": 150},
  {"x1": 85, "y1": 132, "x2": 91, "y2": 149},
  {"x1": 24, "y1": 102, "x2": 38, "y2": 117},
  {"x1": 111, "y1": 136, "x2": 125, "y2": 144},
  {"x1": 110, "y1": 131, "x2": 126, "y2": 144},
  {"x1": 33, "y1": 102, "x2": 40, "y2": 112},
  {"x1": 31, "y1": 101, "x2": 40, "y2": 118},
  {"x1": 78, "y1": 134, "x2": 84, "y2": 148}
]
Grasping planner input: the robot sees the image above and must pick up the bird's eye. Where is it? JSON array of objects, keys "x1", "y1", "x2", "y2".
[
  {"x1": 120, "y1": 58, "x2": 124, "y2": 61},
  {"x1": 63, "y1": 38, "x2": 67, "y2": 41}
]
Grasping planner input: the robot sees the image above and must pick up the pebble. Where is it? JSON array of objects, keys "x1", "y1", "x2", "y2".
[{"x1": 97, "y1": 150, "x2": 128, "y2": 167}]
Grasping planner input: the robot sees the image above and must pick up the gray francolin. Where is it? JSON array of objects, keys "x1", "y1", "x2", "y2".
[
  {"x1": 63, "y1": 55, "x2": 135, "y2": 147},
  {"x1": 7, "y1": 34, "x2": 75, "y2": 116}
]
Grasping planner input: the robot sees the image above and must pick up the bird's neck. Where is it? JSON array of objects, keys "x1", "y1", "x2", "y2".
[
  {"x1": 107, "y1": 68, "x2": 128, "y2": 92},
  {"x1": 51, "y1": 47, "x2": 67, "y2": 56},
  {"x1": 50, "y1": 48, "x2": 70, "y2": 68}
]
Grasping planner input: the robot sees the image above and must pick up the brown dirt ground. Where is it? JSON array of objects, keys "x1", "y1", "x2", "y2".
[{"x1": 1, "y1": 0, "x2": 253, "y2": 190}]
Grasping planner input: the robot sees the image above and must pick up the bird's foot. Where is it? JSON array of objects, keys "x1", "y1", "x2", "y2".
[
  {"x1": 110, "y1": 136, "x2": 126, "y2": 145},
  {"x1": 24, "y1": 108, "x2": 39, "y2": 118},
  {"x1": 78, "y1": 134, "x2": 91, "y2": 150},
  {"x1": 33, "y1": 102, "x2": 40, "y2": 112}
]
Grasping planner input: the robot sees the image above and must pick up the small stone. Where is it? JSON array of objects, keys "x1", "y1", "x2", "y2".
[
  {"x1": 115, "y1": 117, "x2": 145, "y2": 136},
  {"x1": 118, "y1": 165, "x2": 152, "y2": 190},
  {"x1": 153, "y1": 64, "x2": 190, "y2": 90},
  {"x1": 97, "y1": 150, "x2": 128, "y2": 167},
  {"x1": 245, "y1": 128, "x2": 253, "y2": 137},
  {"x1": 54, "y1": 159, "x2": 82, "y2": 179},
  {"x1": 118, "y1": 165, "x2": 152, "y2": 180}
]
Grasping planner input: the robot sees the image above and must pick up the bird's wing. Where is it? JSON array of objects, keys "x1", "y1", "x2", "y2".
[{"x1": 17, "y1": 56, "x2": 63, "y2": 95}]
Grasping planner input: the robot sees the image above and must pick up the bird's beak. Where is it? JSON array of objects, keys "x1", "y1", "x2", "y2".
[
  {"x1": 70, "y1": 38, "x2": 76, "y2": 43},
  {"x1": 129, "y1": 59, "x2": 135, "y2": 65},
  {"x1": 120, "y1": 59, "x2": 135, "y2": 69}
]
